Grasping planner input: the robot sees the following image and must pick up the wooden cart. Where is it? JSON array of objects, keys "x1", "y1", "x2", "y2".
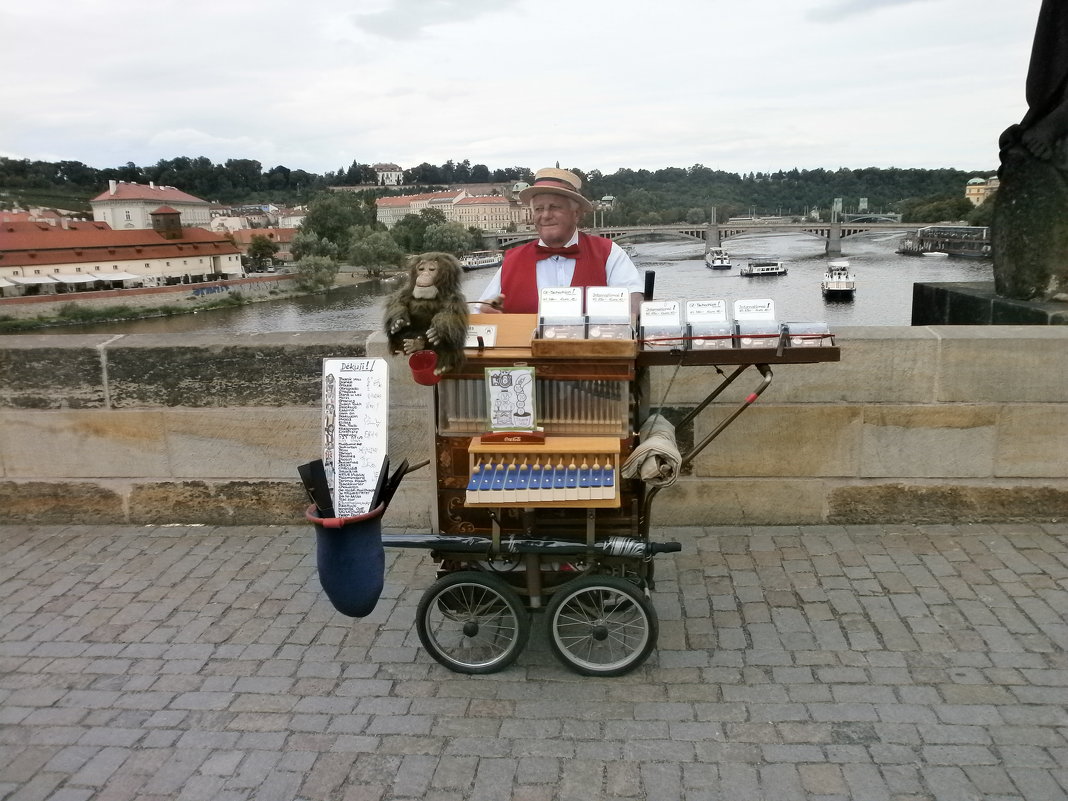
[{"x1": 383, "y1": 314, "x2": 840, "y2": 676}]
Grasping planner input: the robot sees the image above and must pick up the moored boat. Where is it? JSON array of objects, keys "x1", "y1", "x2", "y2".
[
  {"x1": 458, "y1": 250, "x2": 504, "y2": 271},
  {"x1": 704, "y1": 247, "x2": 732, "y2": 270},
  {"x1": 739, "y1": 260, "x2": 788, "y2": 277},
  {"x1": 821, "y1": 259, "x2": 856, "y2": 298}
]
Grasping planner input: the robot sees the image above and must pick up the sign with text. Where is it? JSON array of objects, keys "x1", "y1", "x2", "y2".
[
  {"x1": 733, "y1": 298, "x2": 776, "y2": 320},
  {"x1": 640, "y1": 300, "x2": 682, "y2": 326},
  {"x1": 465, "y1": 324, "x2": 497, "y2": 348},
  {"x1": 322, "y1": 358, "x2": 389, "y2": 517},
  {"x1": 538, "y1": 286, "x2": 583, "y2": 318},
  {"x1": 586, "y1": 286, "x2": 629, "y2": 319},
  {"x1": 685, "y1": 299, "x2": 728, "y2": 323}
]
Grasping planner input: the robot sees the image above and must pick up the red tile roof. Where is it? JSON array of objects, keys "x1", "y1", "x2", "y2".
[
  {"x1": 376, "y1": 190, "x2": 463, "y2": 208},
  {"x1": 0, "y1": 224, "x2": 240, "y2": 268},
  {"x1": 90, "y1": 182, "x2": 208, "y2": 204},
  {"x1": 230, "y1": 228, "x2": 297, "y2": 245},
  {"x1": 455, "y1": 196, "x2": 509, "y2": 206}
]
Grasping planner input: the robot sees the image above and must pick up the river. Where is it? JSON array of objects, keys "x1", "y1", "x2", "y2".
[{"x1": 50, "y1": 231, "x2": 993, "y2": 335}]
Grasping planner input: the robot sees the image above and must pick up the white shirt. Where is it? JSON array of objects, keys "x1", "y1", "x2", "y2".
[{"x1": 477, "y1": 233, "x2": 644, "y2": 302}]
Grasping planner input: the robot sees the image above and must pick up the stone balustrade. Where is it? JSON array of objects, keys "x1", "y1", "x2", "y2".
[{"x1": 2, "y1": 326, "x2": 1066, "y2": 527}]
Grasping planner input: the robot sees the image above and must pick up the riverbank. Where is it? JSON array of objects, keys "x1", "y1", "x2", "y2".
[{"x1": 0, "y1": 267, "x2": 395, "y2": 332}]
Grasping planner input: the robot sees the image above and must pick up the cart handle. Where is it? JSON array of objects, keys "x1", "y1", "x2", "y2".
[
  {"x1": 378, "y1": 532, "x2": 682, "y2": 558},
  {"x1": 641, "y1": 363, "x2": 774, "y2": 523},
  {"x1": 646, "y1": 541, "x2": 682, "y2": 554}
]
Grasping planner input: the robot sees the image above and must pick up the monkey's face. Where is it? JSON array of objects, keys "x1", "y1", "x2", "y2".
[
  {"x1": 411, "y1": 260, "x2": 440, "y2": 299},
  {"x1": 414, "y1": 260, "x2": 440, "y2": 288}
]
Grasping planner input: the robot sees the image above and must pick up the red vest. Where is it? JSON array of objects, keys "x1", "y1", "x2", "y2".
[{"x1": 499, "y1": 233, "x2": 613, "y2": 314}]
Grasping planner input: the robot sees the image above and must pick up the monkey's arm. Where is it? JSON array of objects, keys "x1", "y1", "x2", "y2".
[{"x1": 427, "y1": 298, "x2": 470, "y2": 347}]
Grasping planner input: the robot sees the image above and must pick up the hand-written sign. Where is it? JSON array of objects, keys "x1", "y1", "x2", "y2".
[
  {"x1": 733, "y1": 298, "x2": 776, "y2": 320},
  {"x1": 685, "y1": 299, "x2": 728, "y2": 323},
  {"x1": 539, "y1": 286, "x2": 583, "y2": 318},
  {"x1": 586, "y1": 286, "x2": 629, "y2": 319},
  {"x1": 322, "y1": 358, "x2": 389, "y2": 517}
]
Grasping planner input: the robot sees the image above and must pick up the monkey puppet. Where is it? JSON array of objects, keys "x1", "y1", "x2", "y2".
[{"x1": 383, "y1": 252, "x2": 469, "y2": 375}]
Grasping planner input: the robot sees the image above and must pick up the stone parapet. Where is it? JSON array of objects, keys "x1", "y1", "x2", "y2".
[{"x1": 1, "y1": 326, "x2": 1066, "y2": 526}]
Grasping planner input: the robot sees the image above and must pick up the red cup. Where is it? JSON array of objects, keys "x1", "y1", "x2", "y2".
[{"x1": 408, "y1": 350, "x2": 439, "y2": 385}]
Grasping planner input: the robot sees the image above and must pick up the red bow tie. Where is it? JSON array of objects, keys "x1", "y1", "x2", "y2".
[{"x1": 536, "y1": 243, "x2": 580, "y2": 258}]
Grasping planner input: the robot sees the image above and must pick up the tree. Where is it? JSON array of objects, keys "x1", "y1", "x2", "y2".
[
  {"x1": 246, "y1": 235, "x2": 279, "y2": 270},
  {"x1": 389, "y1": 208, "x2": 449, "y2": 253},
  {"x1": 291, "y1": 231, "x2": 339, "y2": 262},
  {"x1": 422, "y1": 221, "x2": 475, "y2": 255},
  {"x1": 294, "y1": 255, "x2": 339, "y2": 291},
  {"x1": 349, "y1": 231, "x2": 404, "y2": 276},
  {"x1": 300, "y1": 190, "x2": 377, "y2": 254},
  {"x1": 968, "y1": 193, "x2": 996, "y2": 227}
]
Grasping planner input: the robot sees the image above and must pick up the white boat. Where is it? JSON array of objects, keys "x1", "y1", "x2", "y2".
[
  {"x1": 458, "y1": 250, "x2": 503, "y2": 271},
  {"x1": 704, "y1": 247, "x2": 732, "y2": 270},
  {"x1": 739, "y1": 260, "x2": 787, "y2": 277},
  {"x1": 821, "y1": 259, "x2": 856, "y2": 298}
]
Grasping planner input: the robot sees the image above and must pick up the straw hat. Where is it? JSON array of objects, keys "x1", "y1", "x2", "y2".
[{"x1": 518, "y1": 168, "x2": 593, "y2": 213}]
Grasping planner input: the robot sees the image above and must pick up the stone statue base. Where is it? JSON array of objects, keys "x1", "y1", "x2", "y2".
[
  {"x1": 992, "y1": 146, "x2": 1068, "y2": 301},
  {"x1": 912, "y1": 281, "x2": 1068, "y2": 325}
]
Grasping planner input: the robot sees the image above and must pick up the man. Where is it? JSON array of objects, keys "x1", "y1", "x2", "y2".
[{"x1": 476, "y1": 168, "x2": 644, "y2": 316}]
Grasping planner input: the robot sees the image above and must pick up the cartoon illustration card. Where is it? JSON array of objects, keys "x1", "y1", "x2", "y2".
[{"x1": 485, "y1": 366, "x2": 536, "y2": 432}]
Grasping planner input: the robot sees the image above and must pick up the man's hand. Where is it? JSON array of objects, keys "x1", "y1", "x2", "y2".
[{"x1": 474, "y1": 295, "x2": 505, "y2": 314}]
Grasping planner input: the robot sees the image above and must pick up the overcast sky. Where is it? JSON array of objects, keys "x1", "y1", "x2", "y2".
[{"x1": 0, "y1": 0, "x2": 1043, "y2": 178}]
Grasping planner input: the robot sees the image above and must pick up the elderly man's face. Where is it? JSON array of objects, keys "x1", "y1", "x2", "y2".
[{"x1": 531, "y1": 193, "x2": 582, "y2": 247}]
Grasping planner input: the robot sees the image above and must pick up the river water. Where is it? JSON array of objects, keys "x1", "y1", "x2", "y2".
[{"x1": 53, "y1": 231, "x2": 993, "y2": 335}]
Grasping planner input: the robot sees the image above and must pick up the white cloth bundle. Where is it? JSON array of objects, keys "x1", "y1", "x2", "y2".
[{"x1": 622, "y1": 413, "x2": 682, "y2": 487}]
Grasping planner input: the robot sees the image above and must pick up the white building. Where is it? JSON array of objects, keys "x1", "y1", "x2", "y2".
[
  {"x1": 965, "y1": 176, "x2": 1000, "y2": 206},
  {"x1": 373, "y1": 163, "x2": 404, "y2": 186},
  {"x1": 375, "y1": 190, "x2": 530, "y2": 231},
  {"x1": 91, "y1": 180, "x2": 212, "y2": 229},
  {"x1": 0, "y1": 213, "x2": 243, "y2": 296}
]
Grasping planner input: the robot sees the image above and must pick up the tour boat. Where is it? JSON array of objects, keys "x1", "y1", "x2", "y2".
[
  {"x1": 704, "y1": 247, "x2": 732, "y2": 270},
  {"x1": 458, "y1": 250, "x2": 504, "y2": 271},
  {"x1": 821, "y1": 259, "x2": 856, "y2": 298},
  {"x1": 739, "y1": 260, "x2": 788, "y2": 277}
]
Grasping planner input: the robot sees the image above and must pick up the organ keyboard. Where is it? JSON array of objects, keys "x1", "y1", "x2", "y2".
[
  {"x1": 433, "y1": 315, "x2": 638, "y2": 529},
  {"x1": 464, "y1": 436, "x2": 621, "y2": 508}
]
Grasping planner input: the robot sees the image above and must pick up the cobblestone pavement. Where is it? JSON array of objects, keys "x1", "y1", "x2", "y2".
[{"x1": 1, "y1": 522, "x2": 1067, "y2": 801}]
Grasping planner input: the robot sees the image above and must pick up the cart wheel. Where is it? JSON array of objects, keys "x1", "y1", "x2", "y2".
[
  {"x1": 417, "y1": 571, "x2": 530, "y2": 674},
  {"x1": 545, "y1": 575, "x2": 658, "y2": 677}
]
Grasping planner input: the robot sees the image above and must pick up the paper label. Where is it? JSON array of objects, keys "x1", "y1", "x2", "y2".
[
  {"x1": 322, "y1": 358, "x2": 389, "y2": 517},
  {"x1": 640, "y1": 300, "x2": 682, "y2": 326},
  {"x1": 465, "y1": 324, "x2": 497, "y2": 347},
  {"x1": 539, "y1": 286, "x2": 583, "y2": 318},
  {"x1": 733, "y1": 298, "x2": 776, "y2": 320},
  {"x1": 686, "y1": 299, "x2": 728, "y2": 323},
  {"x1": 586, "y1": 286, "x2": 629, "y2": 318}
]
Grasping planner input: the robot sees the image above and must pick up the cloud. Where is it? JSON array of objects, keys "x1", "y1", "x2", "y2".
[
  {"x1": 807, "y1": 0, "x2": 933, "y2": 23},
  {"x1": 349, "y1": 0, "x2": 518, "y2": 40}
]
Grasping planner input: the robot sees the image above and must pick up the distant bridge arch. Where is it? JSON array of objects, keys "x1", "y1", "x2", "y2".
[{"x1": 488, "y1": 220, "x2": 918, "y2": 255}]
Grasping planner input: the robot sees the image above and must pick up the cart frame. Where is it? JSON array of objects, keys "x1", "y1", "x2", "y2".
[{"x1": 373, "y1": 318, "x2": 840, "y2": 675}]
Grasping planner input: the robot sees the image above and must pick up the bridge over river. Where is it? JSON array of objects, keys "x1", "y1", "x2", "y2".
[{"x1": 487, "y1": 219, "x2": 930, "y2": 256}]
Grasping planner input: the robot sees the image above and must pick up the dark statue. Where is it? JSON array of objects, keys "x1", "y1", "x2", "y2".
[{"x1": 993, "y1": 0, "x2": 1068, "y2": 301}]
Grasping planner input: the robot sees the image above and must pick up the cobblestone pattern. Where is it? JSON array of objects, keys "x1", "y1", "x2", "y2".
[{"x1": 1, "y1": 522, "x2": 1066, "y2": 801}]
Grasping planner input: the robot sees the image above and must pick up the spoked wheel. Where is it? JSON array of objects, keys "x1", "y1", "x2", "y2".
[
  {"x1": 417, "y1": 571, "x2": 530, "y2": 674},
  {"x1": 545, "y1": 575, "x2": 658, "y2": 677}
]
